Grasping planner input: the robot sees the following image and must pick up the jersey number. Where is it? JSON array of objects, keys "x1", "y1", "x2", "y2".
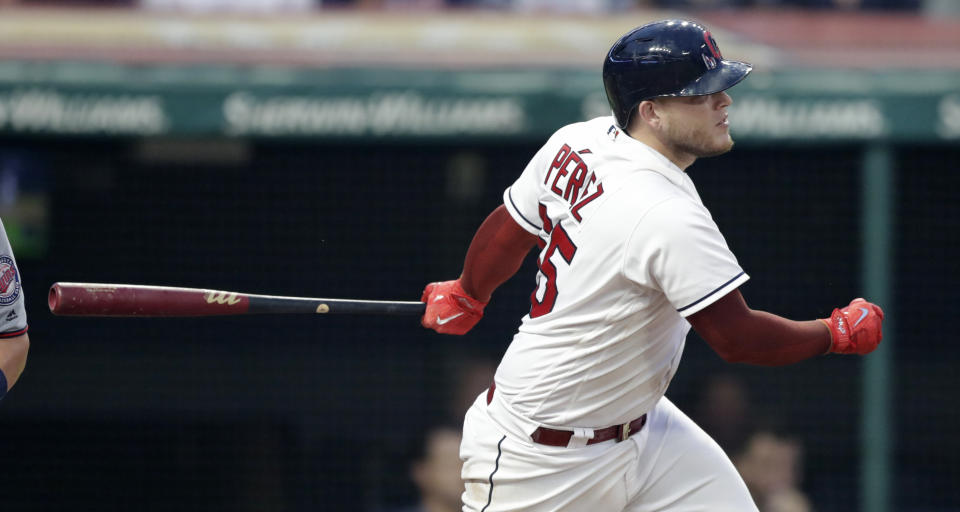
[{"x1": 530, "y1": 204, "x2": 577, "y2": 318}]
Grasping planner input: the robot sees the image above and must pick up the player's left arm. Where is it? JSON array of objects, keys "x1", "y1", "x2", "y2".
[
  {"x1": 421, "y1": 205, "x2": 539, "y2": 335},
  {"x1": 688, "y1": 289, "x2": 883, "y2": 366}
]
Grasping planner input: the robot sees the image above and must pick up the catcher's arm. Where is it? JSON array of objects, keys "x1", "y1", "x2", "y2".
[
  {"x1": 0, "y1": 218, "x2": 29, "y2": 400},
  {"x1": 0, "y1": 332, "x2": 29, "y2": 397}
]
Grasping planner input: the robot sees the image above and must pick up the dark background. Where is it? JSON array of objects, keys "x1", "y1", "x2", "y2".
[{"x1": 0, "y1": 137, "x2": 957, "y2": 511}]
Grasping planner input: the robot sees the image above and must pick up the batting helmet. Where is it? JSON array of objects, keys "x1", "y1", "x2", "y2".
[{"x1": 602, "y1": 20, "x2": 753, "y2": 129}]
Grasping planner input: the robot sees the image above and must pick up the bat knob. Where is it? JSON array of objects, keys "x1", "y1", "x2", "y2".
[{"x1": 48, "y1": 283, "x2": 63, "y2": 313}]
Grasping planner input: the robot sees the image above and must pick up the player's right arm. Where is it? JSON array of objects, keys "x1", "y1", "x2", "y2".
[
  {"x1": 687, "y1": 290, "x2": 882, "y2": 366},
  {"x1": 421, "y1": 206, "x2": 539, "y2": 335},
  {"x1": 421, "y1": 131, "x2": 560, "y2": 335},
  {"x1": 459, "y1": 205, "x2": 540, "y2": 303}
]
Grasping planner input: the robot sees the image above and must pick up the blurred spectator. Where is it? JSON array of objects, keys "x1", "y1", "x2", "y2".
[
  {"x1": 2, "y1": 0, "x2": 930, "y2": 10},
  {"x1": 650, "y1": 0, "x2": 920, "y2": 9},
  {"x1": 4, "y1": 0, "x2": 134, "y2": 5},
  {"x1": 378, "y1": 357, "x2": 488, "y2": 512},
  {"x1": 510, "y1": 0, "x2": 634, "y2": 13},
  {"x1": 647, "y1": 0, "x2": 753, "y2": 7},
  {"x1": 385, "y1": 425, "x2": 464, "y2": 512},
  {"x1": 692, "y1": 372, "x2": 755, "y2": 455},
  {"x1": 777, "y1": 0, "x2": 919, "y2": 9},
  {"x1": 765, "y1": 488, "x2": 813, "y2": 512},
  {"x1": 734, "y1": 429, "x2": 812, "y2": 512},
  {"x1": 692, "y1": 373, "x2": 815, "y2": 511},
  {"x1": 140, "y1": 0, "x2": 311, "y2": 13},
  {"x1": 923, "y1": 0, "x2": 959, "y2": 15},
  {"x1": 444, "y1": 356, "x2": 496, "y2": 426}
]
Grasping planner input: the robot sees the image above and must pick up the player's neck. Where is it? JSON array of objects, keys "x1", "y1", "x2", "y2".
[{"x1": 627, "y1": 131, "x2": 696, "y2": 170}]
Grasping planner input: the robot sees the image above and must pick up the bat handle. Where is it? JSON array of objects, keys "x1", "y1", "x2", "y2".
[{"x1": 311, "y1": 299, "x2": 427, "y2": 315}]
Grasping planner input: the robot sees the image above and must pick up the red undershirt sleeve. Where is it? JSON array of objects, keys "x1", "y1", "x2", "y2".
[{"x1": 459, "y1": 205, "x2": 539, "y2": 303}]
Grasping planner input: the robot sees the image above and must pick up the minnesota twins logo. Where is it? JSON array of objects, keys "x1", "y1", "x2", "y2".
[{"x1": 0, "y1": 255, "x2": 21, "y2": 306}]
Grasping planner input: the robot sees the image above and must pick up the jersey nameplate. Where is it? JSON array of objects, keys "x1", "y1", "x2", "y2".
[{"x1": 542, "y1": 143, "x2": 605, "y2": 222}]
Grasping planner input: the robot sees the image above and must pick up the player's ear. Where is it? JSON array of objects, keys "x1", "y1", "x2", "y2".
[{"x1": 635, "y1": 100, "x2": 661, "y2": 131}]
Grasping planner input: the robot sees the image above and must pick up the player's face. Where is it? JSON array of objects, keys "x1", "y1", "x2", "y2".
[{"x1": 656, "y1": 91, "x2": 734, "y2": 159}]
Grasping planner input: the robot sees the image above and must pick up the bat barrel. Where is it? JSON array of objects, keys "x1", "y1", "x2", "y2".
[{"x1": 48, "y1": 282, "x2": 252, "y2": 317}]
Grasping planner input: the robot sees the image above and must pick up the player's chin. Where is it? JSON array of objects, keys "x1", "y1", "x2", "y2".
[{"x1": 697, "y1": 137, "x2": 735, "y2": 158}]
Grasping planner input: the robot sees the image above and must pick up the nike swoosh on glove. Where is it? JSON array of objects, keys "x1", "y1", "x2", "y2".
[
  {"x1": 820, "y1": 298, "x2": 884, "y2": 355},
  {"x1": 421, "y1": 279, "x2": 488, "y2": 335}
]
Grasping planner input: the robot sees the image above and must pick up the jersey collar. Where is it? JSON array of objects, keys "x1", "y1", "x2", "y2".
[{"x1": 617, "y1": 131, "x2": 687, "y2": 187}]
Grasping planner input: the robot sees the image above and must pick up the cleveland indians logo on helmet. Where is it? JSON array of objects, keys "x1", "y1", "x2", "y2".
[
  {"x1": 703, "y1": 31, "x2": 722, "y2": 59},
  {"x1": 701, "y1": 31, "x2": 721, "y2": 70},
  {"x1": 0, "y1": 255, "x2": 21, "y2": 306}
]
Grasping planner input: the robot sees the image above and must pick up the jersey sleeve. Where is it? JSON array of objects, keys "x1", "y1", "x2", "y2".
[
  {"x1": 502, "y1": 137, "x2": 557, "y2": 236},
  {"x1": 623, "y1": 198, "x2": 749, "y2": 317},
  {"x1": 0, "y1": 219, "x2": 27, "y2": 338}
]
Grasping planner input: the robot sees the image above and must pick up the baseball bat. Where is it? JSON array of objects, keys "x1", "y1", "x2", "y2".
[{"x1": 48, "y1": 282, "x2": 426, "y2": 317}]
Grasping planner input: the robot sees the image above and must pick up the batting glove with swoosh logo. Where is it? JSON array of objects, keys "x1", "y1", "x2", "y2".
[
  {"x1": 421, "y1": 279, "x2": 488, "y2": 335},
  {"x1": 820, "y1": 298, "x2": 884, "y2": 355}
]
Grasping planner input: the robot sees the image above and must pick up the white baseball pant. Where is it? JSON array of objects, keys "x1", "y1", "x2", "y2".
[{"x1": 460, "y1": 390, "x2": 758, "y2": 511}]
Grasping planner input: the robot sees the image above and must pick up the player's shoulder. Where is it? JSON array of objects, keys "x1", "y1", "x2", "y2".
[
  {"x1": 538, "y1": 116, "x2": 627, "y2": 169},
  {"x1": 596, "y1": 179, "x2": 691, "y2": 229},
  {"x1": 608, "y1": 160, "x2": 688, "y2": 204},
  {"x1": 631, "y1": 195, "x2": 716, "y2": 239}
]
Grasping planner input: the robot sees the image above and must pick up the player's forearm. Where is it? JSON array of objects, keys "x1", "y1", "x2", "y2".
[
  {"x1": 716, "y1": 311, "x2": 830, "y2": 366},
  {"x1": 0, "y1": 333, "x2": 29, "y2": 393},
  {"x1": 460, "y1": 205, "x2": 538, "y2": 302},
  {"x1": 689, "y1": 290, "x2": 831, "y2": 366}
]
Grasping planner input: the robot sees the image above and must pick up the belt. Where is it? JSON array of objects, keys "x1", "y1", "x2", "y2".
[{"x1": 486, "y1": 382, "x2": 647, "y2": 447}]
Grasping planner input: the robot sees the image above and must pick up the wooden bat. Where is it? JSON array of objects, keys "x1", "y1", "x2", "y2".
[{"x1": 48, "y1": 282, "x2": 426, "y2": 317}]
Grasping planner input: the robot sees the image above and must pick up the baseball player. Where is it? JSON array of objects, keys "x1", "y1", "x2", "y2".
[
  {"x1": 0, "y1": 217, "x2": 29, "y2": 402},
  {"x1": 420, "y1": 20, "x2": 884, "y2": 512}
]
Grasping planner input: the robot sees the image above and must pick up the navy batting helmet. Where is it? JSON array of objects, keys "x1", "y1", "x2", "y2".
[{"x1": 602, "y1": 20, "x2": 752, "y2": 129}]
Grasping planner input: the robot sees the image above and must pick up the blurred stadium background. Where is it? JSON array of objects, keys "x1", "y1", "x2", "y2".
[{"x1": 0, "y1": 0, "x2": 958, "y2": 511}]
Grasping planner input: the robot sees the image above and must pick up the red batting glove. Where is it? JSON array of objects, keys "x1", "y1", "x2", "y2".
[
  {"x1": 421, "y1": 279, "x2": 488, "y2": 335},
  {"x1": 819, "y1": 298, "x2": 884, "y2": 355}
]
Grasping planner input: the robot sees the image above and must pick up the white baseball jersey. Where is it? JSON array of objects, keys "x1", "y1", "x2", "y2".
[{"x1": 496, "y1": 116, "x2": 748, "y2": 429}]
